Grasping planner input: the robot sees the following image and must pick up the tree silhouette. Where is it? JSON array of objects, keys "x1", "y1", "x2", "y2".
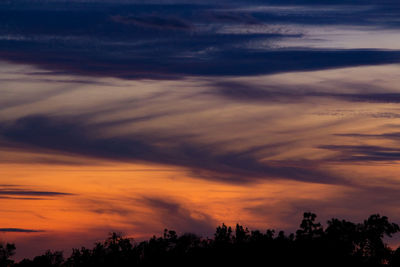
[
  {"x1": 0, "y1": 242, "x2": 15, "y2": 267},
  {"x1": 8, "y1": 212, "x2": 400, "y2": 267},
  {"x1": 17, "y1": 250, "x2": 63, "y2": 267}
]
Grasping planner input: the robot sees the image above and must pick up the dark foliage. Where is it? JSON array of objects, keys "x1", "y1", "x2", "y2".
[
  {"x1": 7, "y1": 213, "x2": 400, "y2": 267},
  {"x1": 0, "y1": 242, "x2": 15, "y2": 267}
]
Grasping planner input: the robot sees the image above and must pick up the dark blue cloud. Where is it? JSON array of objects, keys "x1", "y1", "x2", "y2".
[
  {"x1": 0, "y1": 115, "x2": 347, "y2": 185},
  {"x1": 0, "y1": 228, "x2": 44, "y2": 233},
  {"x1": 319, "y1": 145, "x2": 400, "y2": 162},
  {"x1": 213, "y1": 82, "x2": 400, "y2": 104},
  {"x1": 0, "y1": 190, "x2": 72, "y2": 196},
  {"x1": 110, "y1": 15, "x2": 193, "y2": 30},
  {"x1": 0, "y1": 1, "x2": 400, "y2": 79},
  {"x1": 318, "y1": 132, "x2": 400, "y2": 162},
  {"x1": 336, "y1": 132, "x2": 400, "y2": 140},
  {"x1": 0, "y1": 185, "x2": 73, "y2": 197},
  {"x1": 0, "y1": 196, "x2": 47, "y2": 200}
]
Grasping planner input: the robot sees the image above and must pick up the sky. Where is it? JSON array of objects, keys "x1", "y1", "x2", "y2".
[{"x1": 2, "y1": 0, "x2": 400, "y2": 260}]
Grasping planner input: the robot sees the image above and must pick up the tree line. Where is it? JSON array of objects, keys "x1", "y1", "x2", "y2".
[{"x1": 2, "y1": 212, "x2": 400, "y2": 266}]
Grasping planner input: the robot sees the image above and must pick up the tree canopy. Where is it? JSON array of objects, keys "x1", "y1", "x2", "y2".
[{"x1": 4, "y1": 213, "x2": 400, "y2": 267}]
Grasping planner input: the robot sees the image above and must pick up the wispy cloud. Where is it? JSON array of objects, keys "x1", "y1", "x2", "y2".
[
  {"x1": 111, "y1": 15, "x2": 193, "y2": 31},
  {"x1": 0, "y1": 228, "x2": 44, "y2": 233},
  {"x1": 213, "y1": 81, "x2": 400, "y2": 104},
  {"x1": 0, "y1": 115, "x2": 347, "y2": 185},
  {"x1": 140, "y1": 197, "x2": 216, "y2": 235},
  {"x1": 319, "y1": 145, "x2": 400, "y2": 162},
  {"x1": 0, "y1": 185, "x2": 73, "y2": 197}
]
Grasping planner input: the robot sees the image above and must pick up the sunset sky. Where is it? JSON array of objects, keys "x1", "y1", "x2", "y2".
[{"x1": 2, "y1": 0, "x2": 400, "y2": 260}]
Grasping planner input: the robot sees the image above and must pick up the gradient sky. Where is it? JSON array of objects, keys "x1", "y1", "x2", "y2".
[{"x1": 2, "y1": 0, "x2": 400, "y2": 260}]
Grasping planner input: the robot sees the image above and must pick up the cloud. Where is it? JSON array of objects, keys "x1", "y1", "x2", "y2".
[
  {"x1": 319, "y1": 144, "x2": 400, "y2": 162},
  {"x1": 0, "y1": 228, "x2": 44, "y2": 233},
  {"x1": 140, "y1": 197, "x2": 216, "y2": 235},
  {"x1": 0, "y1": 115, "x2": 346, "y2": 185},
  {"x1": 111, "y1": 15, "x2": 193, "y2": 31},
  {"x1": 0, "y1": 196, "x2": 47, "y2": 200},
  {"x1": 0, "y1": 185, "x2": 73, "y2": 197},
  {"x1": 205, "y1": 11, "x2": 260, "y2": 25},
  {"x1": 336, "y1": 132, "x2": 400, "y2": 140},
  {"x1": 213, "y1": 81, "x2": 400, "y2": 104},
  {"x1": 1, "y1": 2, "x2": 400, "y2": 79},
  {"x1": 81, "y1": 198, "x2": 133, "y2": 216},
  {"x1": 335, "y1": 94, "x2": 400, "y2": 103},
  {"x1": 316, "y1": 132, "x2": 400, "y2": 162},
  {"x1": 0, "y1": 189, "x2": 72, "y2": 196}
]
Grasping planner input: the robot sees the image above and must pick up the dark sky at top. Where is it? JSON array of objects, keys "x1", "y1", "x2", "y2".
[{"x1": 1, "y1": 0, "x2": 400, "y2": 79}]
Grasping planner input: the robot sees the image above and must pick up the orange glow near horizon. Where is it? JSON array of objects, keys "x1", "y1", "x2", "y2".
[{"x1": 0, "y1": 150, "x2": 349, "y2": 258}]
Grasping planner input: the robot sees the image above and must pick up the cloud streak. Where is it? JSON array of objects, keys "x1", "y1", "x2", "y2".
[
  {"x1": 0, "y1": 185, "x2": 73, "y2": 198},
  {"x1": 320, "y1": 145, "x2": 400, "y2": 162},
  {"x1": 213, "y1": 81, "x2": 400, "y2": 104},
  {"x1": 110, "y1": 15, "x2": 193, "y2": 31},
  {"x1": 0, "y1": 228, "x2": 44, "y2": 233},
  {"x1": 0, "y1": 115, "x2": 346, "y2": 185}
]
